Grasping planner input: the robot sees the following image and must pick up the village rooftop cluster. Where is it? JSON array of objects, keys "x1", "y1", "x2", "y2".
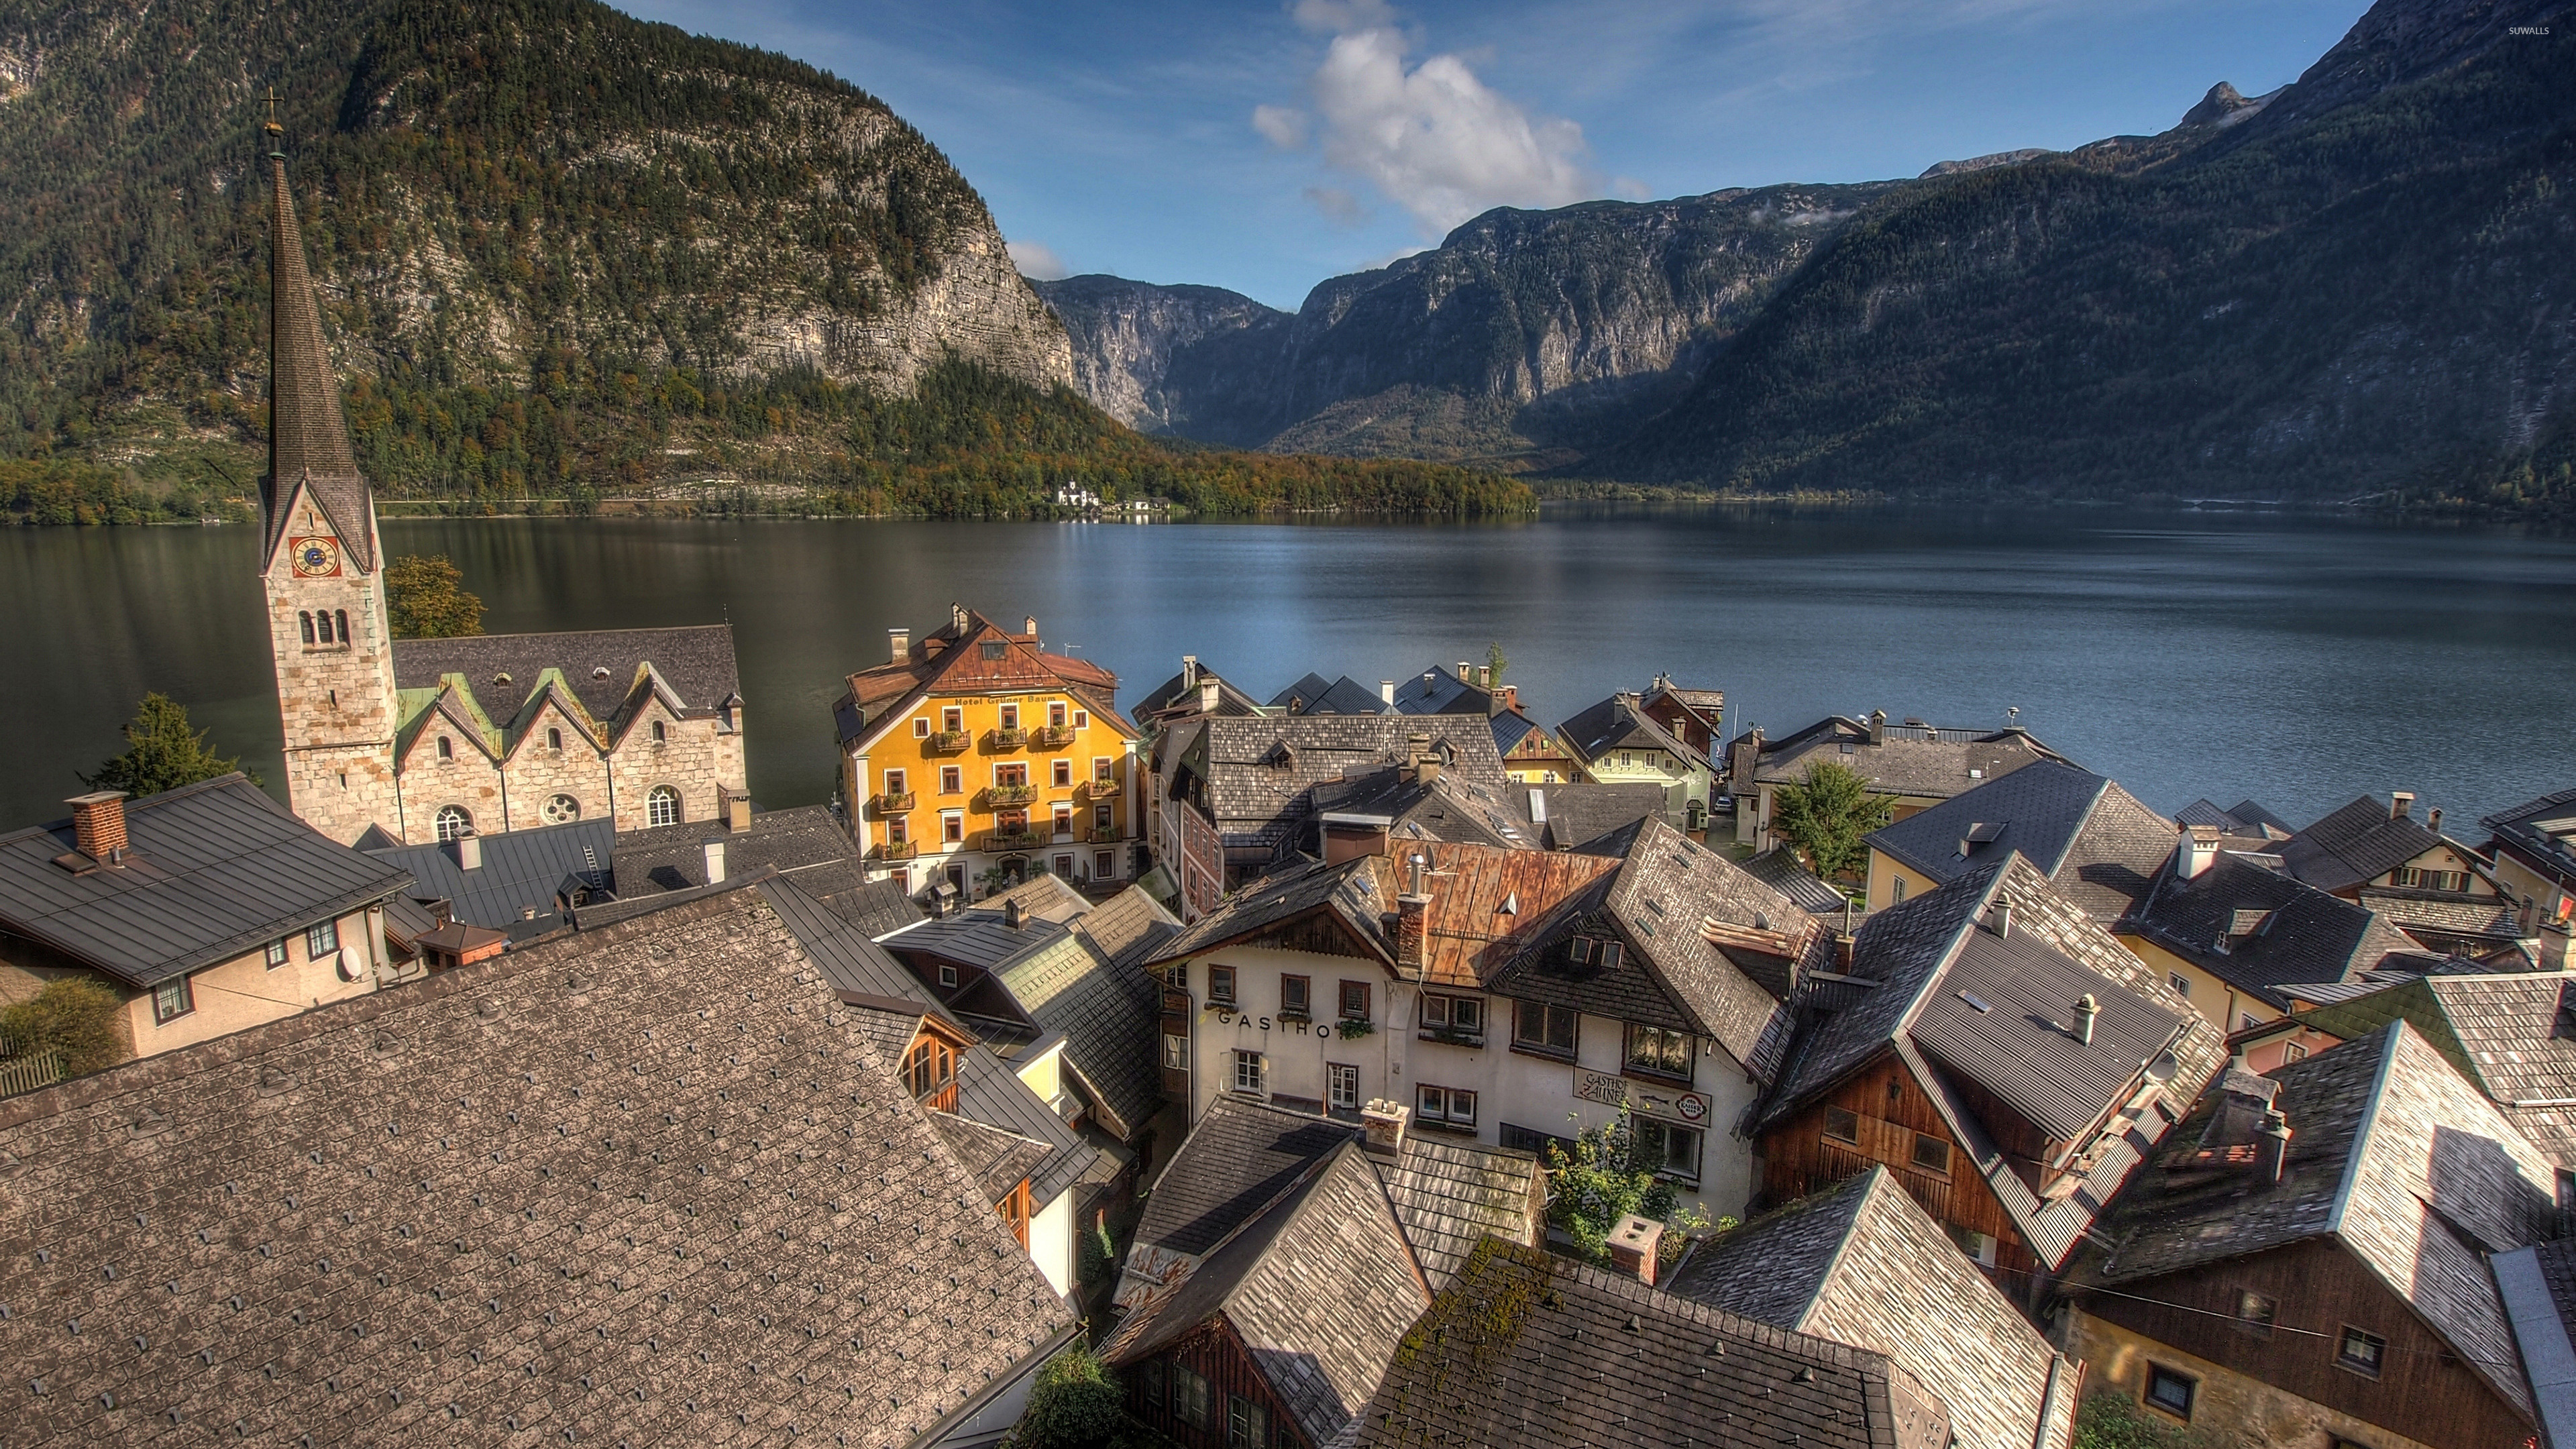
[{"x1": 8, "y1": 143, "x2": 2576, "y2": 1449}]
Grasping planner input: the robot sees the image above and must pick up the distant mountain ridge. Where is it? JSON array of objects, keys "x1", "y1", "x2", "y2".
[{"x1": 1040, "y1": 0, "x2": 2575, "y2": 504}]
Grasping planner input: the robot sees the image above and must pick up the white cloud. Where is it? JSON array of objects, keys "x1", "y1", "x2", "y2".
[
  {"x1": 1006, "y1": 238, "x2": 1069, "y2": 280},
  {"x1": 1303, "y1": 185, "x2": 1366, "y2": 225},
  {"x1": 1266, "y1": 4, "x2": 1604, "y2": 238},
  {"x1": 1252, "y1": 103, "x2": 1310, "y2": 149}
]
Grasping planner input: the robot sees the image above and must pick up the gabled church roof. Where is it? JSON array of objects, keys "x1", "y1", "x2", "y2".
[{"x1": 261, "y1": 140, "x2": 375, "y2": 575}]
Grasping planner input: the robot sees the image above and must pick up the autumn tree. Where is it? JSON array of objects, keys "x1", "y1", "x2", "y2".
[
  {"x1": 1771, "y1": 759, "x2": 1892, "y2": 880},
  {"x1": 384, "y1": 554, "x2": 485, "y2": 639},
  {"x1": 80, "y1": 693, "x2": 252, "y2": 796}
]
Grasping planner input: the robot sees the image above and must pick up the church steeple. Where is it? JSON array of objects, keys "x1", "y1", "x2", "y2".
[{"x1": 262, "y1": 106, "x2": 377, "y2": 574}]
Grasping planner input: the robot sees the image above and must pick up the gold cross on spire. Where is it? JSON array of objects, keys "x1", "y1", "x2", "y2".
[{"x1": 262, "y1": 88, "x2": 284, "y2": 136}]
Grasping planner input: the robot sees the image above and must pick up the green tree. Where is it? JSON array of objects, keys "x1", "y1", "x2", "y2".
[
  {"x1": 1009, "y1": 1347, "x2": 1174, "y2": 1449},
  {"x1": 1542, "y1": 1107, "x2": 1723, "y2": 1265},
  {"x1": 1485, "y1": 641, "x2": 1509, "y2": 685},
  {"x1": 80, "y1": 693, "x2": 252, "y2": 796},
  {"x1": 2072, "y1": 1390, "x2": 2216, "y2": 1449},
  {"x1": 0, "y1": 977, "x2": 129, "y2": 1077},
  {"x1": 1772, "y1": 759, "x2": 1893, "y2": 880},
  {"x1": 384, "y1": 555, "x2": 486, "y2": 639}
]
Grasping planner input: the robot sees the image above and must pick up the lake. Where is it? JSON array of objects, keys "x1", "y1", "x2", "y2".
[{"x1": 7, "y1": 506, "x2": 2573, "y2": 837}]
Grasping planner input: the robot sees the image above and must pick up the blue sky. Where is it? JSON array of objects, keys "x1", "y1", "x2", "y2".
[{"x1": 621, "y1": 0, "x2": 2369, "y2": 311}]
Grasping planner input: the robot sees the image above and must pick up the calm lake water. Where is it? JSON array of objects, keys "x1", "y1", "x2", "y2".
[{"x1": 7, "y1": 507, "x2": 2574, "y2": 835}]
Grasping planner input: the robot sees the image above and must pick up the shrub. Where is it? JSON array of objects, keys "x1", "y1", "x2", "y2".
[{"x1": 1, "y1": 977, "x2": 130, "y2": 1077}]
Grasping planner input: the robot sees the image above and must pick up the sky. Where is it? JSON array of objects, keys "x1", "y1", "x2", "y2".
[{"x1": 619, "y1": 0, "x2": 2371, "y2": 311}]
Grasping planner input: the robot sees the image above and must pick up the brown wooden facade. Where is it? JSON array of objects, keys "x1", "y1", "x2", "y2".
[
  {"x1": 1120, "y1": 1316, "x2": 1311, "y2": 1449},
  {"x1": 902, "y1": 1017, "x2": 974, "y2": 1114},
  {"x1": 2070, "y1": 1236, "x2": 2536, "y2": 1449},
  {"x1": 1758, "y1": 1051, "x2": 2039, "y2": 1283},
  {"x1": 998, "y1": 1178, "x2": 1034, "y2": 1249}
]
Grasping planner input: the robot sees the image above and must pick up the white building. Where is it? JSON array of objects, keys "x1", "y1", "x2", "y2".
[{"x1": 1139, "y1": 816, "x2": 1833, "y2": 1220}]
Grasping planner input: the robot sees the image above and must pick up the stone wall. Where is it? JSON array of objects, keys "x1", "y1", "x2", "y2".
[
  {"x1": 264, "y1": 501, "x2": 400, "y2": 847},
  {"x1": 2063, "y1": 1305, "x2": 2447, "y2": 1449}
]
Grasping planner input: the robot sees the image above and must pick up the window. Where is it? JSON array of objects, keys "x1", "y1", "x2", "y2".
[
  {"x1": 1823, "y1": 1106, "x2": 1860, "y2": 1144},
  {"x1": 914, "y1": 716, "x2": 931, "y2": 738},
  {"x1": 1416, "y1": 1084, "x2": 1477, "y2": 1127},
  {"x1": 888, "y1": 816, "x2": 909, "y2": 845},
  {"x1": 1625, "y1": 1024, "x2": 1693, "y2": 1079},
  {"x1": 2168, "y1": 971, "x2": 2190, "y2": 998},
  {"x1": 942, "y1": 812, "x2": 964, "y2": 843},
  {"x1": 435, "y1": 805, "x2": 473, "y2": 842},
  {"x1": 996, "y1": 762, "x2": 1029, "y2": 788},
  {"x1": 1171, "y1": 1365, "x2": 1210, "y2": 1429},
  {"x1": 1226, "y1": 1395, "x2": 1267, "y2": 1449},
  {"x1": 1890, "y1": 876, "x2": 1905, "y2": 904},
  {"x1": 264, "y1": 938, "x2": 290, "y2": 969},
  {"x1": 1053, "y1": 759, "x2": 1072, "y2": 788},
  {"x1": 152, "y1": 975, "x2": 194, "y2": 1024},
  {"x1": 1049, "y1": 701, "x2": 1068, "y2": 729},
  {"x1": 1210, "y1": 965, "x2": 1237, "y2": 1004},
  {"x1": 884, "y1": 768, "x2": 907, "y2": 798},
  {"x1": 935, "y1": 963, "x2": 960, "y2": 989},
  {"x1": 1501, "y1": 1122, "x2": 1578, "y2": 1159},
  {"x1": 2282, "y1": 1040, "x2": 2308, "y2": 1062},
  {"x1": 2336, "y1": 1326, "x2": 2386, "y2": 1379},
  {"x1": 2144, "y1": 1364, "x2": 2196, "y2": 1419},
  {"x1": 981, "y1": 642, "x2": 1008, "y2": 661},
  {"x1": 1565, "y1": 936, "x2": 1623, "y2": 970},
  {"x1": 1910, "y1": 1132, "x2": 1952, "y2": 1175},
  {"x1": 1140, "y1": 1359, "x2": 1167, "y2": 1415},
  {"x1": 903, "y1": 1038, "x2": 955, "y2": 1100},
  {"x1": 1232, "y1": 1050, "x2": 1265, "y2": 1095},
  {"x1": 651, "y1": 720, "x2": 666, "y2": 743},
  {"x1": 306, "y1": 919, "x2": 340, "y2": 958},
  {"x1": 547, "y1": 727, "x2": 563, "y2": 752},
  {"x1": 939, "y1": 765, "x2": 962, "y2": 795},
  {"x1": 1095, "y1": 850, "x2": 1116, "y2": 878},
  {"x1": 1420, "y1": 994, "x2": 1484, "y2": 1040},
  {"x1": 1281, "y1": 975, "x2": 1311, "y2": 1017},
  {"x1": 1094, "y1": 757, "x2": 1114, "y2": 782},
  {"x1": 541, "y1": 793, "x2": 580, "y2": 824},
  {"x1": 315, "y1": 610, "x2": 336, "y2": 645},
  {"x1": 334, "y1": 610, "x2": 348, "y2": 644},
  {"x1": 1514, "y1": 1000, "x2": 1578, "y2": 1056},
  {"x1": 2239, "y1": 1012, "x2": 2261, "y2": 1033},
  {"x1": 436, "y1": 735, "x2": 453, "y2": 761},
  {"x1": 1053, "y1": 806, "x2": 1073, "y2": 837},
  {"x1": 1636, "y1": 1118, "x2": 1701, "y2": 1181},
  {"x1": 1074, "y1": 710, "x2": 1089, "y2": 730},
  {"x1": 943, "y1": 706, "x2": 965, "y2": 733},
  {"x1": 1948, "y1": 1225, "x2": 1999, "y2": 1266},
  {"x1": 1000, "y1": 704, "x2": 1020, "y2": 731},
  {"x1": 647, "y1": 786, "x2": 681, "y2": 828},
  {"x1": 1163, "y1": 1034, "x2": 1189, "y2": 1071},
  {"x1": 2235, "y1": 1289, "x2": 2277, "y2": 1339},
  {"x1": 1095, "y1": 803, "x2": 1114, "y2": 830},
  {"x1": 1328, "y1": 1064, "x2": 1359, "y2": 1112},
  {"x1": 1338, "y1": 980, "x2": 1371, "y2": 1022},
  {"x1": 1053, "y1": 853, "x2": 1075, "y2": 876},
  {"x1": 2396, "y1": 866, "x2": 2469, "y2": 892}
]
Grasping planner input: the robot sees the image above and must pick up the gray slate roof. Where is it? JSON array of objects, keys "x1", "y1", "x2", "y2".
[
  {"x1": 998, "y1": 890, "x2": 1182, "y2": 1140},
  {"x1": 1354, "y1": 1237, "x2": 1949, "y2": 1449},
  {"x1": 393, "y1": 624, "x2": 741, "y2": 725},
  {"x1": 1386, "y1": 664, "x2": 1491, "y2": 716},
  {"x1": 614, "y1": 806, "x2": 906, "y2": 938},
  {"x1": 1201, "y1": 715, "x2": 1510, "y2": 857},
  {"x1": 2280, "y1": 794, "x2": 2455, "y2": 894},
  {"x1": 1745, "y1": 847, "x2": 1858, "y2": 918},
  {"x1": 0, "y1": 885, "x2": 1075, "y2": 1446},
  {"x1": 1557, "y1": 693, "x2": 1712, "y2": 771},
  {"x1": 2176, "y1": 797, "x2": 2291, "y2": 837},
  {"x1": 1864, "y1": 759, "x2": 2177, "y2": 922},
  {"x1": 2083, "y1": 1021, "x2": 2559, "y2": 1421},
  {"x1": 1743, "y1": 716, "x2": 2064, "y2": 800},
  {"x1": 2125, "y1": 851, "x2": 2419, "y2": 1010},
  {"x1": 2298, "y1": 973, "x2": 2576, "y2": 1169},
  {"x1": 1147, "y1": 853, "x2": 1392, "y2": 968},
  {"x1": 1309, "y1": 763, "x2": 1536, "y2": 850},
  {"x1": 1524, "y1": 781, "x2": 1675, "y2": 851},
  {"x1": 1269, "y1": 674, "x2": 1390, "y2": 716},
  {"x1": 370, "y1": 816, "x2": 614, "y2": 932},
  {"x1": 1669, "y1": 1167, "x2": 2074, "y2": 1449},
  {"x1": 2482, "y1": 786, "x2": 2576, "y2": 892},
  {"x1": 0, "y1": 773, "x2": 413, "y2": 988}
]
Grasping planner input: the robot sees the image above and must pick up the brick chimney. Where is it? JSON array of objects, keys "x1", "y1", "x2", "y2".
[
  {"x1": 66, "y1": 792, "x2": 129, "y2": 865},
  {"x1": 1606, "y1": 1214, "x2": 1664, "y2": 1285},
  {"x1": 2390, "y1": 791, "x2": 2415, "y2": 821},
  {"x1": 2182, "y1": 826, "x2": 2220, "y2": 879},
  {"x1": 1360, "y1": 1099, "x2": 1409, "y2": 1155},
  {"x1": 1397, "y1": 853, "x2": 1432, "y2": 970},
  {"x1": 889, "y1": 627, "x2": 909, "y2": 665}
]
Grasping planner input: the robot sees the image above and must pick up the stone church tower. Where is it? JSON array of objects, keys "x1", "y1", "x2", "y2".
[{"x1": 259, "y1": 120, "x2": 402, "y2": 846}]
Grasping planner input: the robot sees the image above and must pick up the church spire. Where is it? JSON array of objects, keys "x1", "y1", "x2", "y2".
[{"x1": 262, "y1": 103, "x2": 376, "y2": 574}]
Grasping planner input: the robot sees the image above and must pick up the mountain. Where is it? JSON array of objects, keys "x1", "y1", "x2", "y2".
[
  {"x1": 1043, "y1": 0, "x2": 2575, "y2": 506},
  {"x1": 1032, "y1": 275, "x2": 1292, "y2": 446}
]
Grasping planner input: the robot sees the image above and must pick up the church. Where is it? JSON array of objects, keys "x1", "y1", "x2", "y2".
[{"x1": 255, "y1": 125, "x2": 745, "y2": 847}]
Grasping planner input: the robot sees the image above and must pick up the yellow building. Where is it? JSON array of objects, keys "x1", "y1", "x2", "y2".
[{"x1": 836, "y1": 605, "x2": 1140, "y2": 902}]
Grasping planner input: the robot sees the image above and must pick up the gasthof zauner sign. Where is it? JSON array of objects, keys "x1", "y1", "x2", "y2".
[{"x1": 1574, "y1": 1069, "x2": 1710, "y2": 1124}]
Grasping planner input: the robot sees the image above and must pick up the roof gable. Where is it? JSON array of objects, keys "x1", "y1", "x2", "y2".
[
  {"x1": 394, "y1": 626, "x2": 740, "y2": 734},
  {"x1": 1865, "y1": 760, "x2": 2176, "y2": 922},
  {"x1": 2127, "y1": 852, "x2": 2416, "y2": 1008},
  {"x1": 2281, "y1": 795, "x2": 2457, "y2": 893}
]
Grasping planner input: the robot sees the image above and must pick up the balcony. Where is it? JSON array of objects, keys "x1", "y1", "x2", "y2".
[
  {"x1": 924, "y1": 729, "x2": 971, "y2": 753},
  {"x1": 1083, "y1": 777, "x2": 1122, "y2": 799},
  {"x1": 983, "y1": 828, "x2": 1048, "y2": 853},
  {"x1": 1030, "y1": 724, "x2": 1074, "y2": 749},
  {"x1": 1087, "y1": 826, "x2": 1125, "y2": 845},
  {"x1": 985, "y1": 783, "x2": 1038, "y2": 808},
  {"x1": 870, "y1": 839, "x2": 920, "y2": 863},
  {"x1": 873, "y1": 790, "x2": 916, "y2": 814},
  {"x1": 986, "y1": 726, "x2": 1028, "y2": 751}
]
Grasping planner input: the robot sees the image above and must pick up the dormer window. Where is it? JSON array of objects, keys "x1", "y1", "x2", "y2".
[
  {"x1": 903, "y1": 1036, "x2": 956, "y2": 1104},
  {"x1": 981, "y1": 642, "x2": 1008, "y2": 660},
  {"x1": 1566, "y1": 936, "x2": 1623, "y2": 970}
]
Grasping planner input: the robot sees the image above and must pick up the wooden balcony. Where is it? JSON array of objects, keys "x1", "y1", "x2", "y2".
[
  {"x1": 986, "y1": 726, "x2": 1028, "y2": 750},
  {"x1": 873, "y1": 790, "x2": 915, "y2": 814},
  {"x1": 924, "y1": 729, "x2": 971, "y2": 753},
  {"x1": 985, "y1": 783, "x2": 1038, "y2": 808},
  {"x1": 1087, "y1": 826, "x2": 1125, "y2": 845},
  {"x1": 1083, "y1": 776, "x2": 1122, "y2": 799},
  {"x1": 1030, "y1": 724, "x2": 1075, "y2": 749},
  {"x1": 870, "y1": 839, "x2": 920, "y2": 863},
  {"x1": 983, "y1": 828, "x2": 1048, "y2": 853}
]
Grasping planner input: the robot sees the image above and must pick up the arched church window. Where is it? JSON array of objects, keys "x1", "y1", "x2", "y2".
[
  {"x1": 548, "y1": 727, "x2": 563, "y2": 752},
  {"x1": 435, "y1": 806, "x2": 473, "y2": 842},
  {"x1": 651, "y1": 720, "x2": 667, "y2": 743},
  {"x1": 437, "y1": 736, "x2": 453, "y2": 760},
  {"x1": 315, "y1": 611, "x2": 335, "y2": 645},
  {"x1": 335, "y1": 610, "x2": 350, "y2": 644},
  {"x1": 541, "y1": 794, "x2": 580, "y2": 824},
  {"x1": 299, "y1": 612, "x2": 315, "y2": 645},
  {"x1": 647, "y1": 786, "x2": 681, "y2": 828}
]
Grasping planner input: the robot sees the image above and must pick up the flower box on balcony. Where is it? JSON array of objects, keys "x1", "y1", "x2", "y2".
[
  {"x1": 925, "y1": 730, "x2": 970, "y2": 753},
  {"x1": 987, "y1": 783, "x2": 1038, "y2": 807},
  {"x1": 985, "y1": 829, "x2": 1046, "y2": 853},
  {"x1": 987, "y1": 727, "x2": 1028, "y2": 750},
  {"x1": 871, "y1": 840, "x2": 920, "y2": 862},
  {"x1": 1031, "y1": 725, "x2": 1074, "y2": 749},
  {"x1": 873, "y1": 791, "x2": 916, "y2": 813},
  {"x1": 1086, "y1": 826, "x2": 1123, "y2": 845},
  {"x1": 1084, "y1": 777, "x2": 1122, "y2": 798}
]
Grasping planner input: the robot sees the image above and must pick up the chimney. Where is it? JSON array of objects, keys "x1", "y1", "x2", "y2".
[
  {"x1": 950, "y1": 602, "x2": 968, "y2": 632},
  {"x1": 1868, "y1": 709, "x2": 1886, "y2": 745},
  {"x1": 2428, "y1": 806, "x2": 2443, "y2": 834},
  {"x1": 888, "y1": 627, "x2": 909, "y2": 665},
  {"x1": 1477, "y1": 665, "x2": 1492, "y2": 689},
  {"x1": 1004, "y1": 897, "x2": 1026, "y2": 930},
  {"x1": 727, "y1": 790, "x2": 752, "y2": 833},
  {"x1": 2390, "y1": 791, "x2": 2415, "y2": 821},
  {"x1": 2255, "y1": 1110, "x2": 2292, "y2": 1184},
  {"x1": 2072, "y1": 992, "x2": 2098, "y2": 1045},
  {"x1": 1024, "y1": 615, "x2": 1038, "y2": 639},
  {"x1": 1360, "y1": 1099, "x2": 1409, "y2": 1155},
  {"x1": 1835, "y1": 932, "x2": 1856, "y2": 971},
  {"x1": 456, "y1": 832, "x2": 483, "y2": 872},
  {"x1": 1406, "y1": 732, "x2": 1432, "y2": 778},
  {"x1": 2540, "y1": 916, "x2": 2574, "y2": 973},
  {"x1": 702, "y1": 838, "x2": 727, "y2": 885},
  {"x1": 1990, "y1": 890, "x2": 2015, "y2": 939},
  {"x1": 1181, "y1": 655, "x2": 1199, "y2": 690},
  {"x1": 1397, "y1": 853, "x2": 1432, "y2": 970},
  {"x1": 65, "y1": 791, "x2": 129, "y2": 865},
  {"x1": 1199, "y1": 679, "x2": 1220, "y2": 714},
  {"x1": 1379, "y1": 680, "x2": 1396, "y2": 708},
  {"x1": 1605, "y1": 1214, "x2": 1664, "y2": 1286},
  {"x1": 2182, "y1": 826, "x2": 2220, "y2": 879},
  {"x1": 1417, "y1": 749, "x2": 1444, "y2": 788},
  {"x1": 1456, "y1": 661, "x2": 1471, "y2": 687}
]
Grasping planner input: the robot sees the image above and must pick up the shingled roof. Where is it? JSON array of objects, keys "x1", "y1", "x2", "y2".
[
  {"x1": 0, "y1": 773, "x2": 413, "y2": 989},
  {"x1": 2280, "y1": 794, "x2": 2459, "y2": 894},
  {"x1": 1307, "y1": 763, "x2": 1536, "y2": 850},
  {"x1": 0, "y1": 884, "x2": 1077, "y2": 1446},
  {"x1": 2296, "y1": 973, "x2": 2576, "y2": 1169},
  {"x1": 2080, "y1": 1022, "x2": 2559, "y2": 1422},
  {"x1": 1668, "y1": 1168, "x2": 2075, "y2": 1449},
  {"x1": 260, "y1": 150, "x2": 374, "y2": 574},
  {"x1": 2482, "y1": 787, "x2": 2576, "y2": 895},
  {"x1": 612, "y1": 806, "x2": 909, "y2": 938},
  {"x1": 1758, "y1": 855, "x2": 2224, "y2": 1269},
  {"x1": 1354, "y1": 1236, "x2": 1951, "y2": 1449},
  {"x1": 1523, "y1": 781, "x2": 1675, "y2": 851},
  {"x1": 368, "y1": 815, "x2": 614, "y2": 933},
  {"x1": 1741, "y1": 716, "x2": 2065, "y2": 800},
  {"x1": 837, "y1": 606, "x2": 1130, "y2": 753},
  {"x1": 1269, "y1": 674, "x2": 1389, "y2": 716},
  {"x1": 1864, "y1": 760, "x2": 2177, "y2": 923},
  {"x1": 2125, "y1": 851, "x2": 2420, "y2": 1010},
  {"x1": 1557, "y1": 693, "x2": 1713, "y2": 771},
  {"x1": 1386, "y1": 664, "x2": 1492, "y2": 716},
  {"x1": 1199, "y1": 715, "x2": 1511, "y2": 862},
  {"x1": 995, "y1": 887, "x2": 1181, "y2": 1140}
]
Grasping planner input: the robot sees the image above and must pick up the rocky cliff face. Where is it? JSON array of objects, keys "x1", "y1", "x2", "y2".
[
  {"x1": 0, "y1": 0, "x2": 1067, "y2": 466},
  {"x1": 1030, "y1": 276, "x2": 1290, "y2": 444}
]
